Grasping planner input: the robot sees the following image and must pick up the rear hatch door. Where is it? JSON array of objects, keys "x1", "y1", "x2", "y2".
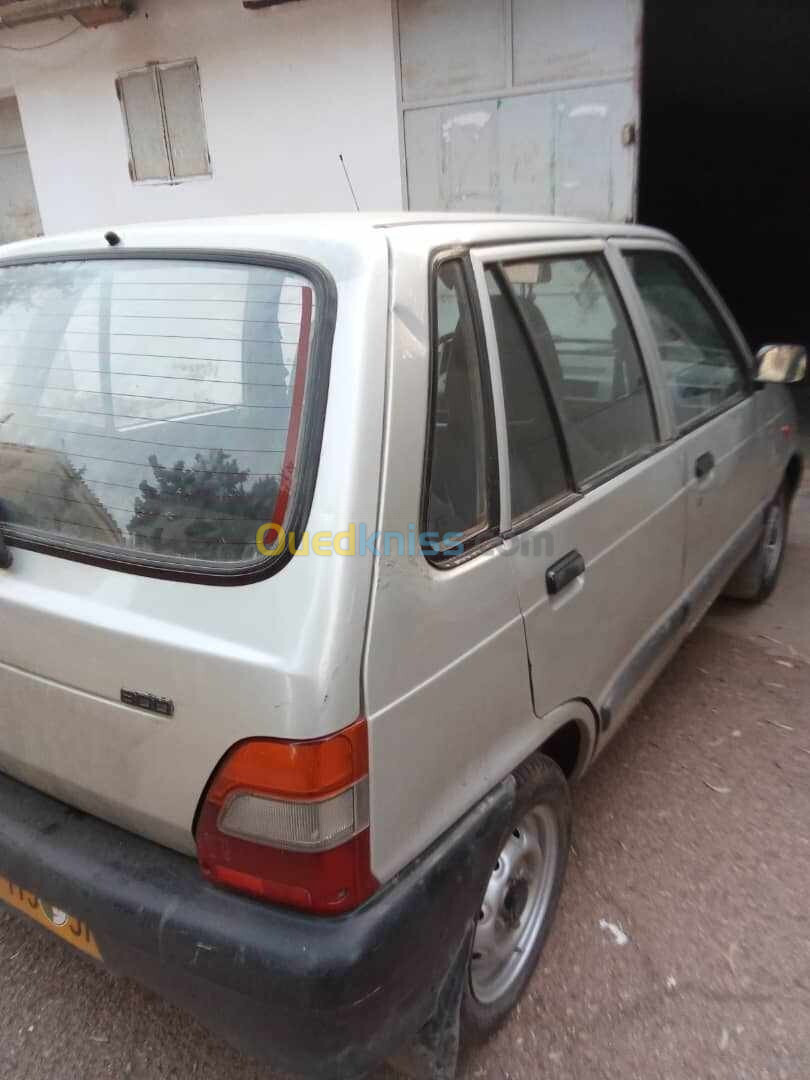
[{"x1": 0, "y1": 250, "x2": 332, "y2": 853}]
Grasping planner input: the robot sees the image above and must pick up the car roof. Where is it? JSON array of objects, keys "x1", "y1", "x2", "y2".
[{"x1": 0, "y1": 212, "x2": 674, "y2": 266}]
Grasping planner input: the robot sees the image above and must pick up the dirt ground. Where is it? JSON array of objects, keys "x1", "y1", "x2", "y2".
[{"x1": 0, "y1": 473, "x2": 808, "y2": 1080}]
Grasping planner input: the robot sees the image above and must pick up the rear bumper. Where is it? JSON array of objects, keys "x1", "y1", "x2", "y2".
[{"x1": 0, "y1": 768, "x2": 512, "y2": 1078}]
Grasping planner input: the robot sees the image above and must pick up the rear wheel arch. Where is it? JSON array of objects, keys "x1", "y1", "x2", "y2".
[{"x1": 536, "y1": 701, "x2": 597, "y2": 781}]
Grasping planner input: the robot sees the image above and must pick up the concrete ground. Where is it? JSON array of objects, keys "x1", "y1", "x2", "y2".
[{"x1": 1, "y1": 468, "x2": 808, "y2": 1080}]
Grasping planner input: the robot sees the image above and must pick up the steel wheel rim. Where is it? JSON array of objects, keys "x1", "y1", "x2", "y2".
[
  {"x1": 469, "y1": 804, "x2": 559, "y2": 1005},
  {"x1": 763, "y1": 502, "x2": 785, "y2": 580}
]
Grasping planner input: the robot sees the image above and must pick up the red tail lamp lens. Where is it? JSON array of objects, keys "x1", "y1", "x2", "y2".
[{"x1": 195, "y1": 718, "x2": 377, "y2": 914}]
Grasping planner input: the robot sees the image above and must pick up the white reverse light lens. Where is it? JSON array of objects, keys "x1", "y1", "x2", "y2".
[{"x1": 218, "y1": 778, "x2": 369, "y2": 852}]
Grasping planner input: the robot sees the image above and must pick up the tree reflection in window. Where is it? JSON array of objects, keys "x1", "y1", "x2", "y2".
[{"x1": 127, "y1": 449, "x2": 279, "y2": 561}]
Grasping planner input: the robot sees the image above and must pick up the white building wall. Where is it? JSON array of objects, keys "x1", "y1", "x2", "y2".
[{"x1": 2, "y1": 0, "x2": 403, "y2": 235}]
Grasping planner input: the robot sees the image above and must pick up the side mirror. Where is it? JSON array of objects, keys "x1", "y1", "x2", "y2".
[{"x1": 755, "y1": 344, "x2": 807, "y2": 384}]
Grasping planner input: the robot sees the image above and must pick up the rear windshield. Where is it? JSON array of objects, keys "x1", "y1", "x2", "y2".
[{"x1": 0, "y1": 258, "x2": 321, "y2": 573}]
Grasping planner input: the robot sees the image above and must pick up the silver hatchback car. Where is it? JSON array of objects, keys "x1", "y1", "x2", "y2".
[{"x1": 0, "y1": 214, "x2": 804, "y2": 1078}]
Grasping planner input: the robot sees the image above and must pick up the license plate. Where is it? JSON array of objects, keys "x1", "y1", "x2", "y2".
[{"x1": 0, "y1": 874, "x2": 101, "y2": 959}]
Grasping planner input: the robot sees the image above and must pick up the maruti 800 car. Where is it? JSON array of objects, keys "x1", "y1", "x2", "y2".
[{"x1": 0, "y1": 214, "x2": 804, "y2": 1078}]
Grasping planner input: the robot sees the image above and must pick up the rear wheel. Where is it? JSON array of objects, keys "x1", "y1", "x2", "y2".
[
  {"x1": 462, "y1": 753, "x2": 571, "y2": 1039},
  {"x1": 723, "y1": 485, "x2": 789, "y2": 602}
]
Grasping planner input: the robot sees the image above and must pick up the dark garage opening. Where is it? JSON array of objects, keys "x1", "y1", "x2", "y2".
[{"x1": 639, "y1": 1, "x2": 810, "y2": 426}]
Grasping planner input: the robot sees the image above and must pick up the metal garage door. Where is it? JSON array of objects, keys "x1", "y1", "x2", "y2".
[
  {"x1": 0, "y1": 97, "x2": 42, "y2": 245},
  {"x1": 396, "y1": 0, "x2": 642, "y2": 222}
]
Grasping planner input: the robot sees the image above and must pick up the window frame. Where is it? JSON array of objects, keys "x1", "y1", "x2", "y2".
[
  {"x1": 421, "y1": 250, "x2": 501, "y2": 567},
  {"x1": 116, "y1": 59, "x2": 212, "y2": 186},
  {"x1": 470, "y1": 239, "x2": 666, "y2": 537},
  {"x1": 616, "y1": 239, "x2": 756, "y2": 438},
  {"x1": 0, "y1": 248, "x2": 336, "y2": 586}
]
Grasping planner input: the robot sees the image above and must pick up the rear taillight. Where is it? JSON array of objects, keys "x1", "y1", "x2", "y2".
[{"x1": 195, "y1": 718, "x2": 377, "y2": 914}]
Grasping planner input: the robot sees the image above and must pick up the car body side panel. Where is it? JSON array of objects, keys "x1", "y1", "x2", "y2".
[
  {"x1": 363, "y1": 234, "x2": 535, "y2": 885},
  {"x1": 364, "y1": 228, "x2": 800, "y2": 885}
]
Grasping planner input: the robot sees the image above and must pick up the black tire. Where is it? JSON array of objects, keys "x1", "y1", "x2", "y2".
[
  {"x1": 461, "y1": 752, "x2": 572, "y2": 1041},
  {"x1": 723, "y1": 485, "x2": 789, "y2": 603}
]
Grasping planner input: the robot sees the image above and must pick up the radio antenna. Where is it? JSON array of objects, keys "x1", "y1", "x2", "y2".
[{"x1": 339, "y1": 153, "x2": 360, "y2": 212}]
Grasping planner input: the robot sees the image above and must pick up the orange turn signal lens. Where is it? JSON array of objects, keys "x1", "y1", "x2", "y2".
[{"x1": 205, "y1": 717, "x2": 368, "y2": 803}]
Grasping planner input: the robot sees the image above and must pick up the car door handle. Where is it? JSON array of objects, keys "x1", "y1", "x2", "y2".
[
  {"x1": 546, "y1": 549, "x2": 585, "y2": 596},
  {"x1": 694, "y1": 451, "x2": 715, "y2": 480}
]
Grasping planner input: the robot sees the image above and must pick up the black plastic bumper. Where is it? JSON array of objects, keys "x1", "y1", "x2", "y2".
[{"x1": 0, "y1": 769, "x2": 513, "y2": 1078}]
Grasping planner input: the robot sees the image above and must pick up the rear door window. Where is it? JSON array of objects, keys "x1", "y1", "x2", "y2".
[
  {"x1": 0, "y1": 258, "x2": 323, "y2": 573},
  {"x1": 493, "y1": 253, "x2": 658, "y2": 487},
  {"x1": 624, "y1": 249, "x2": 746, "y2": 430}
]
